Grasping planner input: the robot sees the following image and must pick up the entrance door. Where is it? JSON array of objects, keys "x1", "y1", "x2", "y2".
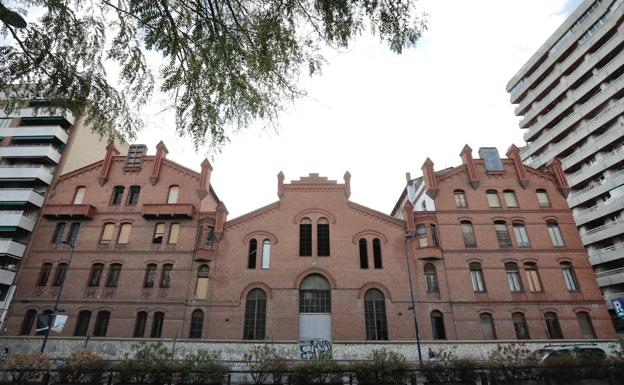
[{"x1": 298, "y1": 274, "x2": 332, "y2": 359}]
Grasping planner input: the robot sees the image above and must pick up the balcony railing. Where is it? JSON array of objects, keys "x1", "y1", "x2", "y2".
[
  {"x1": 41, "y1": 204, "x2": 95, "y2": 219},
  {"x1": 142, "y1": 204, "x2": 194, "y2": 219},
  {"x1": 569, "y1": 168, "x2": 624, "y2": 202},
  {"x1": 0, "y1": 144, "x2": 62, "y2": 164},
  {"x1": 596, "y1": 267, "x2": 624, "y2": 278},
  {"x1": 583, "y1": 218, "x2": 624, "y2": 236},
  {"x1": 0, "y1": 238, "x2": 26, "y2": 259},
  {"x1": 0, "y1": 125, "x2": 69, "y2": 143},
  {"x1": 0, "y1": 188, "x2": 45, "y2": 207},
  {"x1": 0, "y1": 165, "x2": 54, "y2": 184},
  {"x1": 0, "y1": 211, "x2": 35, "y2": 232},
  {"x1": 589, "y1": 243, "x2": 624, "y2": 257}
]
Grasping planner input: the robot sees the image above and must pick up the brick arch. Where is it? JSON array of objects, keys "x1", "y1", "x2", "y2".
[
  {"x1": 356, "y1": 282, "x2": 392, "y2": 301},
  {"x1": 572, "y1": 307, "x2": 593, "y2": 314},
  {"x1": 490, "y1": 216, "x2": 508, "y2": 222},
  {"x1": 243, "y1": 231, "x2": 278, "y2": 245},
  {"x1": 457, "y1": 216, "x2": 476, "y2": 222},
  {"x1": 508, "y1": 307, "x2": 528, "y2": 314},
  {"x1": 118, "y1": 219, "x2": 136, "y2": 224},
  {"x1": 542, "y1": 215, "x2": 560, "y2": 222},
  {"x1": 95, "y1": 306, "x2": 114, "y2": 313},
  {"x1": 240, "y1": 282, "x2": 273, "y2": 300},
  {"x1": 351, "y1": 230, "x2": 388, "y2": 244},
  {"x1": 540, "y1": 308, "x2": 559, "y2": 315},
  {"x1": 101, "y1": 218, "x2": 118, "y2": 224},
  {"x1": 293, "y1": 208, "x2": 336, "y2": 224},
  {"x1": 556, "y1": 257, "x2": 574, "y2": 264},
  {"x1": 520, "y1": 257, "x2": 538, "y2": 264},
  {"x1": 88, "y1": 259, "x2": 108, "y2": 265},
  {"x1": 508, "y1": 216, "x2": 527, "y2": 222},
  {"x1": 293, "y1": 268, "x2": 337, "y2": 289},
  {"x1": 466, "y1": 257, "x2": 484, "y2": 264},
  {"x1": 477, "y1": 308, "x2": 495, "y2": 315}
]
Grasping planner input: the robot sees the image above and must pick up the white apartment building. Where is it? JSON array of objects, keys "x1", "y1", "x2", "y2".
[{"x1": 507, "y1": 0, "x2": 624, "y2": 333}]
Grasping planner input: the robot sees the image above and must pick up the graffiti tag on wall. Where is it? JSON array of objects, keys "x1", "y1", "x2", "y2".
[{"x1": 299, "y1": 339, "x2": 332, "y2": 360}]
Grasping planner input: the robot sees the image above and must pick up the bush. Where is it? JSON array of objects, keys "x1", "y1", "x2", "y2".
[
  {"x1": 288, "y1": 356, "x2": 343, "y2": 385},
  {"x1": 487, "y1": 344, "x2": 541, "y2": 383},
  {"x1": 543, "y1": 351, "x2": 606, "y2": 381},
  {"x1": 113, "y1": 342, "x2": 175, "y2": 385},
  {"x1": 1, "y1": 352, "x2": 51, "y2": 385},
  {"x1": 177, "y1": 351, "x2": 229, "y2": 385},
  {"x1": 56, "y1": 350, "x2": 109, "y2": 384},
  {"x1": 350, "y1": 349, "x2": 410, "y2": 385},
  {"x1": 420, "y1": 348, "x2": 477, "y2": 384},
  {"x1": 242, "y1": 345, "x2": 289, "y2": 385}
]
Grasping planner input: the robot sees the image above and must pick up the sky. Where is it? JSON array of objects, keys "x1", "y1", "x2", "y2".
[{"x1": 134, "y1": 0, "x2": 584, "y2": 219}]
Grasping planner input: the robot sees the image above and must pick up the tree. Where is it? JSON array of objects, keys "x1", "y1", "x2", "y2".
[{"x1": 0, "y1": 0, "x2": 426, "y2": 148}]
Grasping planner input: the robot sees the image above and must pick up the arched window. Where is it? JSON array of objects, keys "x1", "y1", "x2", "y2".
[
  {"x1": 373, "y1": 238, "x2": 383, "y2": 269},
  {"x1": 494, "y1": 221, "x2": 512, "y2": 248},
  {"x1": 117, "y1": 223, "x2": 132, "y2": 244},
  {"x1": 20, "y1": 309, "x2": 37, "y2": 335},
  {"x1": 505, "y1": 262, "x2": 522, "y2": 292},
  {"x1": 248, "y1": 239, "x2": 257, "y2": 269},
  {"x1": 66, "y1": 222, "x2": 80, "y2": 244},
  {"x1": 431, "y1": 310, "x2": 446, "y2": 340},
  {"x1": 111, "y1": 186, "x2": 125, "y2": 205},
  {"x1": 561, "y1": 262, "x2": 579, "y2": 292},
  {"x1": 195, "y1": 264, "x2": 210, "y2": 299},
  {"x1": 127, "y1": 185, "x2": 141, "y2": 205},
  {"x1": 100, "y1": 223, "x2": 115, "y2": 244},
  {"x1": 52, "y1": 263, "x2": 68, "y2": 287},
  {"x1": 503, "y1": 190, "x2": 518, "y2": 208},
  {"x1": 547, "y1": 221, "x2": 565, "y2": 247},
  {"x1": 454, "y1": 190, "x2": 467, "y2": 208},
  {"x1": 168, "y1": 223, "x2": 180, "y2": 244},
  {"x1": 486, "y1": 190, "x2": 501, "y2": 208},
  {"x1": 512, "y1": 222, "x2": 530, "y2": 247},
  {"x1": 480, "y1": 313, "x2": 497, "y2": 340},
  {"x1": 299, "y1": 274, "x2": 331, "y2": 313},
  {"x1": 364, "y1": 289, "x2": 388, "y2": 340},
  {"x1": 151, "y1": 312, "x2": 165, "y2": 338},
  {"x1": 37, "y1": 263, "x2": 52, "y2": 286},
  {"x1": 74, "y1": 310, "x2": 92, "y2": 336},
  {"x1": 133, "y1": 311, "x2": 147, "y2": 338},
  {"x1": 536, "y1": 189, "x2": 551, "y2": 207},
  {"x1": 261, "y1": 240, "x2": 271, "y2": 269},
  {"x1": 93, "y1": 310, "x2": 111, "y2": 337},
  {"x1": 88, "y1": 263, "x2": 104, "y2": 287},
  {"x1": 317, "y1": 218, "x2": 330, "y2": 256},
  {"x1": 416, "y1": 225, "x2": 428, "y2": 248},
  {"x1": 189, "y1": 309, "x2": 204, "y2": 339},
  {"x1": 36, "y1": 310, "x2": 53, "y2": 335},
  {"x1": 73, "y1": 186, "x2": 86, "y2": 204},
  {"x1": 470, "y1": 262, "x2": 486, "y2": 292},
  {"x1": 152, "y1": 223, "x2": 165, "y2": 244},
  {"x1": 512, "y1": 312, "x2": 530, "y2": 339},
  {"x1": 167, "y1": 185, "x2": 179, "y2": 204},
  {"x1": 424, "y1": 263, "x2": 439, "y2": 293},
  {"x1": 106, "y1": 263, "x2": 122, "y2": 288},
  {"x1": 143, "y1": 264, "x2": 157, "y2": 288},
  {"x1": 359, "y1": 238, "x2": 368, "y2": 269},
  {"x1": 577, "y1": 312, "x2": 596, "y2": 339},
  {"x1": 461, "y1": 221, "x2": 476, "y2": 248},
  {"x1": 160, "y1": 264, "x2": 173, "y2": 288},
  {"x1": 243, "y1": 289, "x2": 266, "y2": 340},
  {"x1": 524, "y1": 263, "x2": 542, "y2": 292},
  {"x1": 544, "y1": 312, "x2": 563, "y2": 339},
  {"x1": 299, "y1": 218, "x2": 312, "y2": 256},
  {"x1": 51, "y1": 223, "x2": 66, "y2": 244}
]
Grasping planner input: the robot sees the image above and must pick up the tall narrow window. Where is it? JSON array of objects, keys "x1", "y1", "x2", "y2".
[
  {"x1": 561, "y1": 262, "x2": 579, "y2": 292},
  {"x1": 36, "y1": 310, "x2": 53, "y2": 335},
  {"x1": 144, "y1": 264, "x2": 157, "y2": 288},
  {"x1": 189, "y1": 309, "x2": 204, "y2": 339},
  {"x1": 494, "y1": 221, "x2": 512, "y2": 248},
  {"x1": 243, "y1": 289, "x2": 267, "y2": 340},
  {"x1": 577, "y1": 312, "x2": 596, "y2": 339},
  {"x1": 461, "y1": 221, "x2": 477, "y2": 248},
  {"x1": 454, "y1": 190, "x2": 467, "y2": 208},
  {"x1": 364, "y1": 289, "x2": 388, "y2": 340},
  {"x1": 37, "y1": 263, "x2": 52, "y2": 286},
  {"x1": 51, "y1": 223, "x2": 66, "y2": 244},
  {"x1": 317, "y1": 218, "x2": 330, "y2": 256},
  {"x1": 133, "y1": 311, "x2": 147, "y2": 337},
  {"x1": 512, "y1": 312, "x2": 530, "y2": 339},
  {"x1": 525, "y1": 263, "x2": 542, "y2": 292},
  {"x1": 73, "y1": 187, "x2": 86, "y2": 204},
  {"x1": 503, "y1": 190, "x2": 518, "y2": 208},
  {"x1": 195, "y1": 264, "x2": 210, "y2": 299},
  {"x1": 470, "y1": 262, "x2": 486, "y2": 292},
  {"x1": 431, "y1": 311, "x2": 446, "y2": 340},
  {"x1": 111, "y1": 186, "x2": 125, "y2": 205},
  {"x1": 247, "y1": 239, "x2": 257, "y2": 269},
  {"x1": 205, "y1": 226, "x2": 215, "y2": 250},
  {"x1": 127, "y1": 185, "x2": 141, "y2": 205},
  {"x1": 152, "y1": 223, "x2": 165, "y2": 244},
  {"x1": 359, "y1": 238, "x2": 368, "y2": 269},
  {"x1": 150, "y1": 312, "x2": 164, "y2": 338},
  {"x1": 416, "y1": 225, "x2": 428, "y2": 248},
  {"x1": 547, "y1": 221, "x2": 565, "y2": 247},
  {"x1": 66, "y1": 223, "x2": 80, "y2": 244},
  {"x1": 373, "y1": 238, "x2": 383, "y2": 269},
  {"x1": 160, "y1": 264, "x2": 173, "y2": 288},
  {"x1": 93, "y1": 311, "x2": 111, "y2": 337},
  {"x1": 512, "y1": 222, "x2": 531, "y2": 247},
  {"x1": 88, "y1": 263, "x2": 104, "y2": 287},
  {"x1": 545, "y1": 312, "x2": 563, "y2": 339},
  {"x1": 167, "y1": 186, "x2": 179, "y2": 204},
  {"x1": 487, "y1": 190, "x2": 501, "y2": 208},
  {"x1": 505, "y1": 262, "x2": 523, "y2": 292},
  {"x1": 261, "y1": 240, "x2": 271, "y2": 269},
  {"x1": 20, "y1": 309, "x2": 37, "y2": 335},
  {"x1": 431, "y1": 225, "x2": 439, "y2": 247},
  {"x1": 100, "y1": 223, "x2": 115, "y2": 244},
  {"x1": 480, "y1": 313, "x2": 497, "y2": 340},
  {"x1": 536, "y1": 189, "x2": 551, "y2": 207},
  {"x1": 51, "y1": 263, "x2": 68, "y2": 287},
  {"x1": 168, "y1": 223, "x2": 180, "y2": 244},
  {"x1": 106, "y1": 263, "x2": 122, "y2": 288},
  {"x1": 74, "y1": 310, "x2": 92, "y2": 336},
  {"x1": 424, "y1": 263, "x2": 439, "y2": 293},
  {"x1": 117, "y1": 223, "x2": 132, "y2": 244},
  {"x1": 299, "y1": 218, "x2": 312, "y2": 256}
]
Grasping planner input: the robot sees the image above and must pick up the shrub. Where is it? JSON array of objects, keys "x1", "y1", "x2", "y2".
[
  {"x1": 113, "y1": 342, "x2": 175, "y2": 385},
  {"x1": 1, "y1": 352, "x2": 51, "y2": 385},
  {"x1": 486, "y1": 344, "x2": 541, "y2": 383},
  {"x1": 242, "y1": 345, "x2": 289, "y2": 385},
  {"x1": 56, "y1": 350, "x2": 109, "y2": 384},
  {"x1": 350, "y1": 349, "x2": 410, "y2": 385},
  {"x1": 420, "y1": 347, "x2": 477, "y2": 384},
  {"x1": 543, "y1": 351, "x2": 606, "y2": 381},
  {"x1": 177, "y1": 351, "x2": 229, "y2": 385},
  {"x1": 288, "y1": 356, "x2": 343, "y2": 385}
]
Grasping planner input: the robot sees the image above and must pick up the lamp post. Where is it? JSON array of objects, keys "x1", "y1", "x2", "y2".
[
  {"x1": 40, "y1": 240, "x2": 75, "y2": 353},
  {"x1": 404, "y1": 233, "x2": 423, "y2": 364}
]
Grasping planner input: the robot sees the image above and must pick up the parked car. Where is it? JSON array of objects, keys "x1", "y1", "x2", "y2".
[{"x1": 532, "y1": 344, "x2": 607, "y2": 363}]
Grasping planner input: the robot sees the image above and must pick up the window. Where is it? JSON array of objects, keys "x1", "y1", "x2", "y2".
[
  {"x1": 536, "y1": 189, "x2": 551, "y2": 207},
  {"x1": 167, "y1": 186, "x2": 179, "y2": 204},
  {"x1": 73, "y1": 187, "x2": 86, "y2": 204},
  {"x1": 431, "y1": 311, "x2": 446, "y2": 340},
  {"x1": 66, "y1": 222, "x2": 80, "y2": 244},
  {"x1": 525, "y1": 263, "x2": 542, "y2": 292},
  {"x1": 470, "y1": 262, "x2": 486, "y2": 292},
  {"x1": 189, "y1": 309, "x2": 204, "y2": 339},
  {"x1": 487, "y1": 190, "x2": 501, "y2": 208},
  {"x1": 431, "y1": 225, "x2": 439, "y2": 247},
  {"x1": 505, "y1": 262, "x2": 523, "y2": 293},
  {"x1": 117, "y1": 223, "x2": 132, "y2": 244},
  {"x1": 20, "y1": 309, "x2": 37, "y2": 335},
  {"x1": 512, "y1": 222, "x2": 531, "y2": 247},
  {"x1": 74, "y1": 310, "x2": 92, "y2": 336},
  {"x1": 93, "y1": 311, "x2": 111, "y2": 337},
  {"x1": 259, "y1": 239, "x2": 270, "y2": 269},
  {"x1": 111, "y1": 186, "x2": 125, "y2": 205},
  {"x1": 545, "y1": 312, "x2": 563, "y2": 339},
  {"x1": 359, "y1": 239, "x2": 368, "y2": 269},
  {"x1": 503, "y1": 190, "x2": 518, "y2": 208},
  {"x1": 299, "y1": 274, "x2": 331, "y2": 313},
  {"x1": 494, "y1": 221, "x2": 512, "y2": 248},
  {"x1": 51, "y1": 223, "x2": 66, "y2": 244},
  {"x1": 317, "y1": 218, "x2": 330, "y2": 256},
  {"x1": 205, "y1": 226, "x2": 215, "y2": 250},
  {"x1": 243, "y1": 289, "x2": 267, "y2": 340},
  {"x1": 299, "y1": 218, "x2": 312, "y2": 256},
  {"x1": 247, "y1": 239, "x2": 257, "y2": 269},
  {"x1": 127, "y1": 185, "x2": 141, "y2": 205},
  {"x1": 144, "y1": 264, "x2": 157, "y2": 288},
  {"x1": 561, "y1": 262, "x2": 579, "y2": 292},
  {"x1": 100, "y1": 223, "x2": 115, "y2": 244},
  {"x1": 480, "y1": 313, "x2": 497, "y2": 340},
  {"x1": 373, "y1": 238, "x2": 383, "y2": 269},
  {"x1": 36, "y1": 310, "x2": 53, "y2": 335},
  {"x1": 125, "y1": 145, "x2": 146, "y2": 167},
  {"x1": 88, "y1": 263, "x2": 104, "y2": 287},
  {"x1": 512, "y1": 312, "x2": 530, "y2": 339},
  {"x1": 547, "y1": 221, "x2": 565, "y2": 247},
  {"x1": 168, "y1": 223, "x2": 180, "y2": 244},
  {"x1": 152, "y1": 223, "x2": 165, "y2": 244},
  {"x1": 150, "y1": 312, "x2": 164, "y2": 338},
  {"x1": 577, "y1": 312, "x2": 596, "y2": 339},
  {"x1": 195, "y1": 264, "x2": 210, "y2": 299},
  {"x1": 133, "y1": 311, "x2": 148, "y2": 337},
  {"x1": 454, "y1": 190, "x2": 467, "y2": 208},
  {"x1": 461, "y1": 221, "x2": 477, "y2": 248},
  {"x1": 160, "y1": 264, "x2": 173, "y2": 288},
  {"x1": 364, "y1": 289, "x2": 388, "y2": 340},
  {"x1": 424, "y1": 263, "x2": 439, "y2": 293},
  {"x1": 51, "y1": 263, "x2": 67, "y2": 287},
  {"x1": 37, "y1": 263, "x2": 52, "y2": 286},
  {"x1": 106, "y1": 263, "x2": 122, "y2": 288},
  {"x1": 416, "y1": 225, "x2": 428, "y2": 248}
]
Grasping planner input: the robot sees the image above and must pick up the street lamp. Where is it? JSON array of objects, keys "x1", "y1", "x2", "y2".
[
  {"x1": 404, "y1": 233, "x2": 423, "y2": 364},
  {"x1": 40, "y1": 240, "x2": 76, "y2": 353}
]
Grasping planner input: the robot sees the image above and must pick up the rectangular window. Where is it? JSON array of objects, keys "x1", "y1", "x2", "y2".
[
  {"x1": 537, "y1": 190, "x2": 551, "y2": 207},
  {"x1": 461, "y1": 222, "x2": 477, "y2": 248},
  {"x1": 548, "y1": 223, "x2": 565, "y2": 247},
  {"x1": 507, "y1": 270, "x2": 522, "y2": 293},
  {"x1": 454, "y1": 191, "x2": 467, "y2": 208},
  {"x1": 127, "y1": 186, "x2": 141, "y2": 205},
  {"x1": 503, "y1": 191, "x2": 518, "y2": 208},
  {"x1": 525, "y1": 266, "x2": 542, "y2": 292},
  {"x1": 66, "y1": 223, "x2": 80, "y2": 244},
  {"x1": 100, "y1": 223, "x2": 115, "y2": 244},
  {"x1": 416, "y1": 225, "x2": 428, "y2": 248},
  {"x1": 88, "y1": 264, "x2": 104, "y2": 287},
  {"x1": 111, "y1": 186, "x2": 124, "y2": 206},
  {"x1": 562, "y1": 264, "x2": 579, "y2": 291},
  {"x1": 495, "y1": 223, "x2": 512, "y2": 248},
  {"x1": 106, "y1": 264, "x2": 122, "y2": 288},
  {"x1": 513, "y1": 223, "x2": 531, "y2": 247},
  {"x1": 299, "y1": 223, "x2": 312, "y2": 256},
  {"x1": 117, "y1": 224, "x2": 132, "y2": 244},
  {"x1": 51, "y1": 223, "x2": 66, "y2": 244},
  {"x1": 261, "y1": 241, "x2": 271, "y2": 269},
  {"x1": 160, "y1": 264, "x2": 173, "y2": 288},
  {"x1": 487, "y1": 191, "x2": 501, "y2": 208},
  {"x1": 168, "y1": 223, "x2": 180, "y2": 244},
  {"x1": 317, "y1": 223, "x2": 330, "y2": 256}
]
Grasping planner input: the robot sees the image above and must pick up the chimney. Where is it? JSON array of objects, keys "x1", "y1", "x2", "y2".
[
  {"x1": 98, "y1": 144, "x2": 120, "y2": 186},
  {"x1": 344, "y1": 171, "x2": 351, "y2": 198},
  {"x1": 506, "y1": 144, "x2": 528, "y2": 188},
  {"x1": 422, "y1": 158, "x2": 438, "y2": 198},
  {"x1": 460, "y1": 145, "x2": 479, "y2": 189},
  {"x1": 277, "y1": 171, "x2": 285, "y2": 198},
  {"x1": 150, "y1": 141, "x2": 169, "y2": 185}
]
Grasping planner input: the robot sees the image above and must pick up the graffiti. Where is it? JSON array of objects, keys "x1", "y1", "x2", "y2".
[{"x1": 299, "y1": 339, "x2": 332, "y2": 360}]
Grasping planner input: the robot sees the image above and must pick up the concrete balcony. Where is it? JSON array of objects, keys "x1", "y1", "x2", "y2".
[
  {"x1": 0, "y1": 125, "x2": 69, "y2": 143},
  {"x1": 0, "y1": 188, "x2": 45, "y2": 207},
  {"x1": 581, "y1": 219, "x2": 624, "y2": 245},
  {"x1": 0, "y1": 239, "x2": 25, "y2": 259},
  {"x1": 142, "y1": 204, "x2": 194, "y2": 219},
  {"x1": 576, "y1": 196, "x2": 624, "y2": 226},
  {"x1": 0, "y1": 268, "x2": 16, "y2": 286},
  {"x1": 589, "y1": 243, "x2": 624, "y2": 266},
  {"x1": 596, "y1": 267, "x2": 624, "y2": 288},
  {"x1": 0, "y1": 107, "x2": 75, "y2": 125},
  {"x1": 0, "y1": 144, "x2": 61, "y2": 164},
  {"x1": 0, "y1": 165, "x2": 53, "y2": 184},
  {"x1": 568, "y1": 168, "x2": 624, "y2": 207},
  {"x1": 0, "y1": 211, "x2": 35, "y2": 232},
  {"x1": 566, "y1": 145, "x2": 624, "y2": 187},
  {"x1": 561, "y1": 121, "x2": 623, "y2": 170},
  {"x1": 42, "y1": 204, "x2": 95, "y2": 219}
]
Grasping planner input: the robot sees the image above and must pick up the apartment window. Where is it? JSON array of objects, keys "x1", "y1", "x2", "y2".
[
  {"x1": 299, "y1": 218, "x2": 312, "y2": 256},
  {"x1": 461, "y1": 221, "x2": 477, "y2": 248},
  {"x1": 431, "y1": 311, "x2": 446, "y2": 340},
  {"x1": 117, "y1": 223, "x2": 132, "y2": 244},
  {"x1": 512, "y1": 222, "x2": 531, "y2": 247},
  {"x1": 93, "y1": 311, "x2": 110, "y2": 337},
  {"x1": 299, "y1": 274, "x2": 331, "y2": 313},
  {"x1": 416, "y1": 225, "x2": 428, "y2": 248},
  {"x1": 189, "y1": 309, "x2": 204, "y2": 339},
  {"x1": 127, "y1": 185, "x2": 141, "y2": 205},
  {"x1": 261, "y1": 240, "x2": 271, "y2": 269},
  {"x1": 106, "y1": 263, "x2": 122, "y2": 288},
  {"x1": 577, "y1": 312, "x2": 596, "y2": 339},
  {"x1": 133, "y1": 311, "x2": 147, "y2": 337},
  {"x1": 503, "y1": 190, "x2": 518, "y2": 208},
  {"x1": 431, "y1": 225, "x2": 439, "y2": 247},
  {"x1": 144, "y1": 264, "x2": 157, "y2": 288},
  {"x1": 561, "y1": 262, "x2": 579, "y2": 292},
  {"x1": 247, "y1": 239, "x2": 257, "y2": 269},
  {"x1": 205, "y1": 226, "x2": 215, "y2": 250},
  {"x1": 160, "y1": 264, "x2": 173, "y2": 288},
  {"x1": 20, "y1": 309, "x2": 37, "y2": 335},
  {"x1": 364, "y1": 289, "x2": 388, "y2": 341},
  {"x1": 88, "y1": 263, "x2": 104, "y2": 287},
  {"x1": 150, "y1": 312, "x2": 164, "y2": 338},
  {"x1": 195, "y1": 264, "x2": 210, "y2": 299},
  {"x1": 168, "y1": 223, "x2": 180, "y2": 244},
  {"x1": 373, "y1": 238, "x2": 383, "y2": 269},
  {"x1": 424, "y1": 263, "x2": 439, "y2": 293},
  {"x1": 51, "y1": 263, "x2": 68, "y2": 287},
  {"x1": 74, "y1": 310, "x2": 91, "y2": 337},
  {"x1": 66, "y1": 222, "x2": 80, "y2": 244},
  {"x1": 243, "y1": 289, "x2": 267, "y2": 340},
  {"x1": 317, "y1": 218, "x2": 330, "y2": 256},
  {"x1": 100, "y1": 223, "x2": 115, "y2": 244},
  {"x1": 167, "y1": 185, "x2": 179, "y2": 204},
  {"x1": 547, "y1": 221, "x2": 565, "y2": 247},
  {"x1": 480, "y1": 313, "x2": 497, "y2": 340},
  {"x1": 486, "y1": 190, "x2": 501, "y2": 208},
  {"x1": 152, "y1": 223, "x2": 165, "y2": 244},
  {"x1": 454, "y1": 190, "x2": 467, "y2": 208},
  {"x1": 359, "y1": 238, "x2": 368, "y2": 269},
  {"x1": 524, "y1": 263, "x2": 542, "y2": 292},
  {"x1": 494, "y1": 221, "x2": 512, "y2": 248},
  {"x1": 505, "y1": 262, "x2": 523, "y2": 293},
  {"x1": 545, "y1": 312, "x2": 563, "y2": 339},
  {"x1": 470, "y1": 262, "x2": 486, "y2": 292},
  {"x1": 512, "y1": 312, "x2": 530, "y2": 340},
  {"x1": 73, "y1": 186, "x2": 86, "y2": 204},
  {"x1": 536, "y1": 189, "x2": 551, "y2": 207},
  {"x1": 111, "y1": 186, "x2": 125, "y2": 205},
  {"x1": 37, "y1": 263, "x2": 52, "y2": 286},
  {"x1": 51, "y1": 223, "x2": 66, "y2": 244}
]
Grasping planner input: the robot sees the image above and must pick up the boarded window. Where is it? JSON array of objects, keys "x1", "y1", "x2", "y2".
[
  {"x1": 117, "y1": 223, "x2": 132, "y2": 244},
  {"x1": 503, "y1": 190, "x2": 518, "y2": 208},
  {"x1": 317, "y1": 218, "x2": 330, "y2": 256},
  {"x1": 299, "y1": 218, "x2": 312, "y2": 256},
  {"x1": 364, "y1": 289, "x2": 388, "y2": 340},
  {"x1": 195, "y1": 265, "x2": 210, "y2": 299},
  {"x1": 525, "y1": 263, "x2": 542, "y2": 292},
  {"x1": 536, "y1": 189, "x2": 551, "y2": 207},
  {"x1": 168, "y1": 223, "x2": 180, "y2": 244}
]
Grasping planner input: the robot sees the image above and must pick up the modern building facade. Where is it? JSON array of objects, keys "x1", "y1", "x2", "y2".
[
  {"x1": 506, "y1": 0, "x2": 624, "y2": 332},
  {"x1": 0, "y1": 101, "x2": 127, "y2": 328}
]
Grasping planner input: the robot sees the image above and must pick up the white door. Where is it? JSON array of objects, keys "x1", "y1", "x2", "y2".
[{"x1": 299, "y1": 314, "x2": 331, "y2": 359}]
